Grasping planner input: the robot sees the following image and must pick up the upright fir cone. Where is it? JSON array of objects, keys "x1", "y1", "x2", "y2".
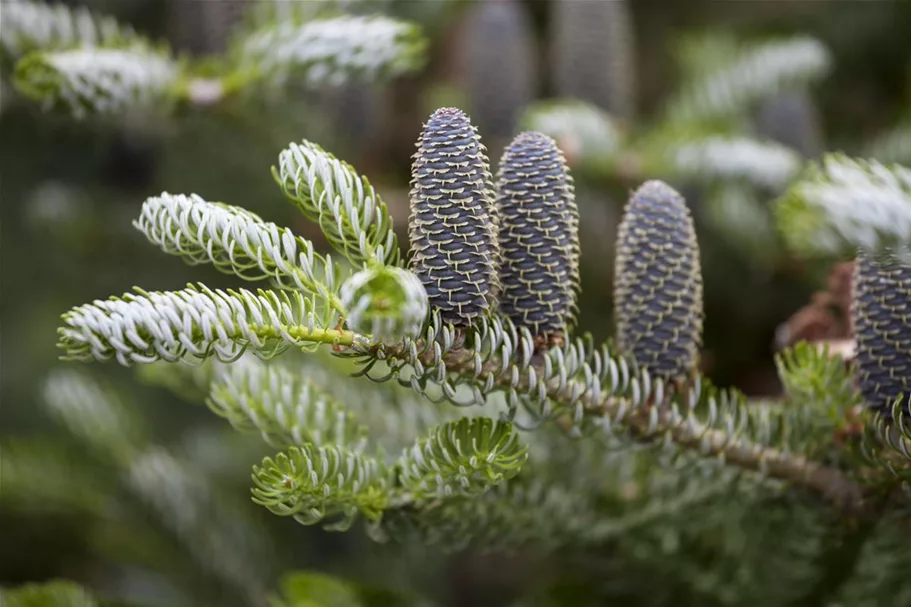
[
  {"x1": 613, "y1": 181, "x2": 703, "y2": 381},
  {"x1": 457, "y1": 0, "x2": 537, "y2": 155},
  {"x1": 408, "y1": 107, "x2": 499, "y2": 327},
  {"x1": 168, "y1": 0, "x2": 251, "y2": 56},
  {"x1": 550, "y1": 0, "x2": 636, "y2": 120},
  {"x1": 495, "y1": 131, "x2": 579, "y2": 342},
  {"x1": 852, "y1": 249, "x2": 911, "y2": 418},
  {"x1": 754, "y1": 90, "x2": 824, "y2": 159}
]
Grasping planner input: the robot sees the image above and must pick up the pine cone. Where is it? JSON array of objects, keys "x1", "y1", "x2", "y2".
[
  {"x1": 495, "y1": 131, "x2": 579, "y2": 338},
  {"x1": 614, "y1": 180, "x2": 703, "y2": 381},
  {"x1": 408, "y1": 107, "x2": 499, "y2": 327},
  {"x1": 852, "y1": 250, "x2": 911, "y2": 418}
]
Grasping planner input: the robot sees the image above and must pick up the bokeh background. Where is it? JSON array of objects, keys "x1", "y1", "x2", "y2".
[{"x1": 2, "y1": 1, "x2": 910, "y2": 605}]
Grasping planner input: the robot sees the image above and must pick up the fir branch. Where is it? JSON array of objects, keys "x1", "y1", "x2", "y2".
[
  {"x1": 861, "y1": 398, "x2": 911, "y2": 479},
  {"x1": 666, "y1": 36, "x2": 831, "y2": 125},
  {"x1": 39, "y1": 369, "x2": 273, "y2": 601},
  {"x1": 57, "y1": 284, "x2": 364, "y2": 366},
  {"x1": 865, "y1": 117, "x2": 911, "y2": 165},
  {"x1": 244, "y1": 0, "x2": 393, "y2": 28},
  {"x1": 585, "y1": 473, "x2": 736, "y2": 543},
  {"x1": 126, "y1": 447, "x2": 273, "y2": 601},
  {"x1": 42, "y1": 368, "x2": 147, "y2": 462},
  {"x1": 13, "y1": 47, "x2": 179, "y2": 118},
  {"x1": 0, "y1": 439, "x2": 113, "y2": 515},
  {"x1": 381, "y1": 457, "x2": 733, "y2": 553},
  {"x1": 776, "y1": 342, "x2": 863, "y2": 459},
  {"x1": 0, "y1": 0, "x2": 139, "y2": 59},
  {"x1": 777, "y1": 343, "x2": 861, "y2": 415},
  {"x1": 346, "y1": 313, "x2": 868, "y2": 514},
  {"x1": 378, "y1": 476, "x2": 598, "y2": 553},
  {"x1": 519, "y1": 99, "x2": 623, "y2": 167},
  {"x1": 0, "y1": 579, "x2": 98, "y2": 607},
  {"x1": 274, "y1": 140, "x2": 401, "y2": 266},
  {"x1": 235, "y1": 15, "x2": 427, "y2": 88},
  {"x1": 395, "y1": 417, "x2": 527, "y2": 502},
  {"x1": 671, "y1": 136, "x2": 804, "y2": 190},
  {"x1": 298, "y1": 352, "x2": 458, "y2": 457},
  {"x1": 134, "y1": 192, "x2": 344, "y2": 313},
  {"x1": 592, "y1": 391, "x2": 866, "y2": 514},
  {"x1": 831, "y1": 514, "x2": 911, "y2": 606},
  {"x1": 252, "y1": 443, "x2": 389, "y2": 530},
  {"x1": 135, "y1": 357, "x2": 222, "y2": 404},
  {"x1": 207, "y1": 356, "x2": 370, "y2": 451},
  {"x1": 775, "y1": 154, "x2": 911, "y2": 258}
]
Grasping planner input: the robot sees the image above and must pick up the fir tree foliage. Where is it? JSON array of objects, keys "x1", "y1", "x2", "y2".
[
  {"x1": 13, "y1": 46, "x2": 178, "y2": 118},
  {"x1": 31, "y1": 369, "x2": 275, "y2": 603},
  {"x1": 52, "y1": 101, "x2": 911, "y2": 578},
  {"x1": 134, "y1": 192, "x2": 345, "y2": 303},
  {"x1": 234, "y1": 13, "x2": 427, "y2": 88},
  {"x1": 671, "y1": 136, "x2": 803, "y2": 190},
  {"x1": 775, "y1": 154, "x2": 911, "y2": 258},
  {"x1": 665, "y1": 35, "x2": 831, "y2": 125},
  {"x1": 206, "y1": 355, "x2": 371, "y2": 451},
  {"x1": 274, "y1": 140, "x2": 401, "y2": 267},
  {"x1": 865, "y1": 117, "x2": 911, "y2": 165},
  {"x1": 0, "y1": 0, "x2": 138, "y2": 59},
  {"x1": 57, "y1": 283, "x2": 360, "y2": 366},
  {"x1": 5, "y1": 0, "x2": 428, "y2": 118}
]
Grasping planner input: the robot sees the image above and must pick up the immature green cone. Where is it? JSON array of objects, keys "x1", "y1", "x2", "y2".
[
  {"x1": 408, "y1": 107, "x2": 499, "y2": 327},
  {"x1": 496, "y1": 131, "x2": 579, "y2": 339},
  {"x1": 614, "y1": 180, "x2": 703, "y2": 381},
  {"x1": 852, "y1": 249, "x2": 911, "y2": 418}
]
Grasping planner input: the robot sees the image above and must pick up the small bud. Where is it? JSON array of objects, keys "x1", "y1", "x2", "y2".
[
  {"x1": 614, "y1": 180, "x2": 703, "y2": 381},
  {"x1": 852, "y1": 249, "x2": 911, "y2": 418},
  {"x1": 408, "y1": 107, "x2": 499, "y2": 327},
  {"x1": 340, "y1": 265, "x2": 428, "y2": 342},
  {"x1": 495, "y1": 131, "x2": 579, "y2": 338}
]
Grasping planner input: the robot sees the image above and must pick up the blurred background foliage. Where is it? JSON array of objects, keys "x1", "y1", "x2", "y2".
[{"x1": 1, "y1": 0, "x2": 910, "y2": 606}]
